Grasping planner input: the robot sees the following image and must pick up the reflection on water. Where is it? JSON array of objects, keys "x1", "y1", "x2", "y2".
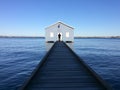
[
  {"x1": 66, "y1": 42, "x2": 74, "y2": 50},
  {"x1": 45, "y1": 43, "x2": 54, "y2": 51},
  {"x1": 45, "y1": 42, "x2": 74, "y2": 51}
]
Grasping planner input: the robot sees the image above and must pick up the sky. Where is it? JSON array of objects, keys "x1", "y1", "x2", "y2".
[{"x1": 0, "y1": 0, "x2": 120, "y2": 37}]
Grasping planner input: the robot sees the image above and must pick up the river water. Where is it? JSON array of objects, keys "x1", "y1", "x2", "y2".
[{"x1": 0, "y1": 38, "x2": 120, "y2": 90}]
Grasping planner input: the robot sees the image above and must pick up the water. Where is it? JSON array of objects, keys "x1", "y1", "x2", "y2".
[
  {"x1": 0, "y1": 38, "x2": 120, "y2": 90},
  {"x1": 0, "y1": 38, "x2": 46, "y2": 90},
  {"x1": 74, "y1": 38, "x2": 120, "y2": 90}
]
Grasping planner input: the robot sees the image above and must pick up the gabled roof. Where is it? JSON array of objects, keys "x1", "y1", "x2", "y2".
[{"x1": 45, "y1": 21, "x2": 74, "y2": 29}]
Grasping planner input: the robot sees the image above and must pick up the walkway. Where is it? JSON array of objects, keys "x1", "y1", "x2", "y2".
[{"x1": 20, "y1": 41, "x2": 111, "y2": 90}]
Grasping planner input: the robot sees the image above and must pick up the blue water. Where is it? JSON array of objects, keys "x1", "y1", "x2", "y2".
[
  {"x1": 0, "y1": 38, "x2": 46, "y2": 90},
  {"x1": 0, "y1": 38, "x2": 120, "y2": 90},
  {"x1": 74, "y1": 38, "x2": 120, "y2": 90}
]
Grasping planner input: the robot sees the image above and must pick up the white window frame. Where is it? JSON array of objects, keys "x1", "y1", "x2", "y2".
[
  {"x1": 66, "y1": 32, "x2": 69, "y2": 37},
  {"x1": 50, "y1": 32, "x2": 54, "y2": 37}
]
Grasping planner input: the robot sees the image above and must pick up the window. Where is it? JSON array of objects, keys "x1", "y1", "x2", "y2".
[
  {"x1": 50, "y1": 32, "x2": 54, "y2": 37},
  {"x1": 58, "y1": 24, "x2": 60, "y2": 28},
  {"x1": 66, "y1": 32, "x2": 69, "y2": 37}
]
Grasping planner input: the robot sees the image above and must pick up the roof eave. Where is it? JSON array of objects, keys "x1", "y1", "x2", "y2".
[{"x1": 45, "y1": 21, "x2": 74, "y2": 29}]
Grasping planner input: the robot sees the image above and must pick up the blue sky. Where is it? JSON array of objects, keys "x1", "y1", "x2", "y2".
[{"x1": 0, "y1": 0, "x2": 120, "y2": 36}]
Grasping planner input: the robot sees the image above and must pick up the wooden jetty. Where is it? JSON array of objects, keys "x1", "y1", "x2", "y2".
[{"x1": 19, "y1": 41, "x2": 112, "y2": 90}]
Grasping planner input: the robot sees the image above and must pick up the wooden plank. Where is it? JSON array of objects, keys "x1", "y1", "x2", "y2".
[
  {"x1": 19, "y1": 41, "x2": 112, "y2": 90},
  {"x1": 26, "y1": 88, "x2": 104, "y2": 90}
]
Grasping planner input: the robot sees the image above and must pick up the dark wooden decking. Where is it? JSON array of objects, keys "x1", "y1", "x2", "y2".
[{"x1": 20, "y1": 41, "x2": 112, "y2": 90}]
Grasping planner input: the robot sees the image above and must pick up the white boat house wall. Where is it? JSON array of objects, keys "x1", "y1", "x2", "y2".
[{"x1": 45, "y1": 22, "x2": 74, "y2": 43}]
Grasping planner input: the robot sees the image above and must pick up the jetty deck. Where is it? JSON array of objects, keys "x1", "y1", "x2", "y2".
[{"x1": 20, "y1": 41, "x2": 111, "y2": 90}]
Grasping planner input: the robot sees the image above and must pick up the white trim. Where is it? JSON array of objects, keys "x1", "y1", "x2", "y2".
[{"x1": 45, "y1": 21, "x2": 74, "y2": 29}]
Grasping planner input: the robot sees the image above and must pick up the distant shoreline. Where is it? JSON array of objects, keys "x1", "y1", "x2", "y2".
[
  {"x1": 74, "y1": 36, "x2": 120, "y2": 39},
  {"x1": 0, "y1": 36, "x2": 120, "y2": 39},
  {"x1": 0, "y1": 36, "x2": 44, "y2": 38}
]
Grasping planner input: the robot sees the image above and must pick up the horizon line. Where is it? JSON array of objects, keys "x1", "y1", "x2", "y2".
[{"x1": 0, "y1": 35, "x2": 120, "y2": 38}]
